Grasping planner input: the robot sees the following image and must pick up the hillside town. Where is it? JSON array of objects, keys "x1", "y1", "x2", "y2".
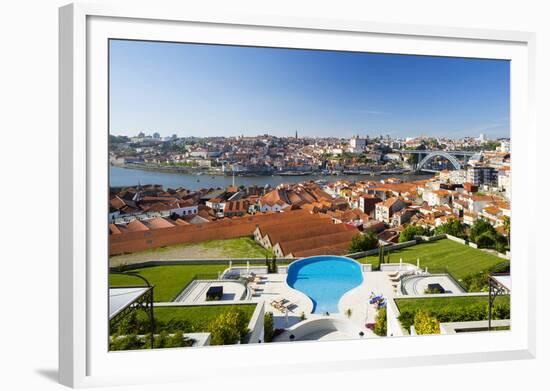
[
  {"x1": 110, "y1": 132, "x2": 509, "y2": 176},
  {"x1": 109, "y1": 134, "x2": 511, "y2": 259}
]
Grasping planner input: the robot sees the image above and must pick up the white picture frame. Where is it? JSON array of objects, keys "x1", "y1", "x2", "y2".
[{"x1": 59, "y1": 2, "x2": 537, "y2": 388}]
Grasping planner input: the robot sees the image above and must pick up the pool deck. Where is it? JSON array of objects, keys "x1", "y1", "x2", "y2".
[
  {"x1": 339, "y1": 271, "x2": 400, "y2": 326},
  {"x1": 250, "y1": 269, "x2": 398, "y2": 334},
  {"x1": 249, "y1": 273, "x2": 313, "y2": 329}
]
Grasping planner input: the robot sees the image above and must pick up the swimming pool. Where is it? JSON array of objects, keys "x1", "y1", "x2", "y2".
[{"x1": 286, "y1": 256, "x2": 364, "y2": 314}]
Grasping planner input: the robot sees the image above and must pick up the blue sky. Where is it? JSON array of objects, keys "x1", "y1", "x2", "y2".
[{"x1": 109, "y1": 39, "x2": 510, "y2": 139}]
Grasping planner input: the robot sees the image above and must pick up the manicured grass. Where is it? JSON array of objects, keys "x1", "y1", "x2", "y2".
[
  {"x1": 110, "y1": 237, "x2": 269, "y2": 266},
  {"x1": 199, "y1": 237, "x2": 270, "y2": 258},
  {"x1": 151, "y1": 304, "x2": 257, "y2": 333},
  {"x1": 395, "y1": 295, "x2": 509, "y2": 314},
  {"x1": 109, "y1": 264, "x2": 238, "y2": 302},
  {"x1": 359, "y1": 239, "x2": 505, "y2": 281}
]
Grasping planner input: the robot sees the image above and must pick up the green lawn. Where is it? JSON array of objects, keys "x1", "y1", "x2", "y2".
[
  {"x1": 151, "y1": 304, "x2": 257, "y2": 332},
  {"x1": 199, "y1": 237, "x2": 270, "y2": 257},
  {"x1": 110, "y1": 237, "x2": 269, "y2": 266},
  {"x1": 359, "y1": 239, "x2": 505, "y2": 281},
  {"x1": 109, "y1": 264, "x2": 238, "y2": 302}
]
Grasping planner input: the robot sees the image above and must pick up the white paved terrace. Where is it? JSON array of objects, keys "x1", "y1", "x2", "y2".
[
  {"x1": 339, "y1": 271, "x2": 399, "y2": 327},
  {"x1": 249, "y1": 273, "x2": 313, "y2": 329}
]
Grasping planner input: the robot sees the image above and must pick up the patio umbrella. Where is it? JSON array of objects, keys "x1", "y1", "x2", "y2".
[
  {"x1": 417, "y1": 258, "x2": 420, "y2": 269},
  {"x1": 247, "y1": 261, "x2": 250, "y2": 273},
  {"x1": 229, "y1": 260, "x2": 232, "y2": 269},
  {"x1": 399, "y1": 258, "x2": 403, "y2": 270}
]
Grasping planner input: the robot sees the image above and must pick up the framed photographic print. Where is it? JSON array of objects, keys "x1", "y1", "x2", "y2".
[{"x1": 59, "y1": 3, "x2": 536, "y2": 388}]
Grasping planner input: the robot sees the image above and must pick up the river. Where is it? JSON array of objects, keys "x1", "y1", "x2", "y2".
[{"x1": 109, "y1": 165, "x2": 432, "y2": 190}]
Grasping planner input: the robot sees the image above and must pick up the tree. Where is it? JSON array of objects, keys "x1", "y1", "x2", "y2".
[
  {"x1": 502, "y1": 216, "x2": 510, "y2": 248},
  {"x1": 435, "y1": 218, "x2": 467, "y2": 238},
  {"x1": 378, "y1": 244, "x2": 385, "y2": 269},
  {"x1": 476, "y1": 231, "x2": 496, "y2": 248},
  {"x1": 263, "y1": 312, "x2": 274, "y2": 342},
  {"x1": 413, "y1": 311, "x2": 440, "y2": 335},
  {"x1": 109, "y1": 134, "x2": 130, "y2": 144},
  {"x1": 493, "y1": 233, "x2": 508, "y2": 253},
  {"x1": 348, "y1": 230, "x2": 379, "y2": 253},
  {"x1": 399, "y1": 225, "x2": 431, "y2": 242},
  {"x1": 209, "y1": 309, "x2": 249, "y2": 345},
  {"x1": 469, "y1": 218, "x2": 496, "y2": 244}
]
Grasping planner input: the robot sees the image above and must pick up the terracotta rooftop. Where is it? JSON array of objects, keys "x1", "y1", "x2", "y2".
[
  {"x1": 278, "y1": 229, "x2": 358, "y2": 257},
  {"x1": 224, "y1": 200, "x2": 250, "y2": 213},
  {"x1": 126, "y1": 219, "x2": 149, "y2": 232},
  {"x1": 143, "y1": 217, "x2": 175, "y2": 229},
  {"x1": 263, "y1": 219, "x2": 348, "y2": 246}
]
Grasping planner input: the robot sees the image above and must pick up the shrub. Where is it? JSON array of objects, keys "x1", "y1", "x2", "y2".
[
  {"x1": 462, "y1": 271, "x2": 490, "y2": 292},
  {"x1": 109, "y1": 332, "x2": 193, "y2": 351},
  {"x1": 209, "y1": 309, "x2": 249, "y2": 345},
  {"x1": 264, "y1": 312, "x2": 274, "y2": 342},
  {"x1": 413, "y1": 311, "x2": 440, "y2": 335},
  {"x1": 111, "y1": 310, "x2": 153, "y2": 335},
  {"x1": 461, "y1": 261, "x2": 511, "y2": 292},
  {"x1": 397, "y1": 310, "x2": 415, "y2": 330},
  {"x1": 109, "y1": 334, "x2": 144, "y2": 351},
  {"x1": 373, "y1": 308, "x2": 387, "y2": 336},
  {"x1": 399, "y1": 225, "x2": 432, "y2": 242}
]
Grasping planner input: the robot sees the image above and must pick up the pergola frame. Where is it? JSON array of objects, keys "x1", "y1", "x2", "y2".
[
  {"x1": 109, "y1": 272, "x2": 155, "y2": 348},
  {"x1": 488, "y1": 274, "x2": 511, "y2": 331}
]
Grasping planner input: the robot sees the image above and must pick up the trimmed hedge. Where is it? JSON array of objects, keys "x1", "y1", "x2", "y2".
[{"x1": 398, "y1": 299, "x2": 510, "y2": 330}]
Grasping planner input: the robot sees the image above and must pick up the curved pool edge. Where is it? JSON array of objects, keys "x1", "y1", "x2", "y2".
[
  {"x1": 282, "y1": 274, "x2": 315, "y2": 315},
  {"x1": 286, "y1": 255, "x2": 364, "y2": 314}
]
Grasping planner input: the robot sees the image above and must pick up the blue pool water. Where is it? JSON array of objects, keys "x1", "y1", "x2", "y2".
[{"x1": 286, "y1": 256, "x2": 363, "y2": 314}]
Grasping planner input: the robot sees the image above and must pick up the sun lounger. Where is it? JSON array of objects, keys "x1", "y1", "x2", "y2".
[{"x1": 270, "y1": 299, "x2": 285, "y2": 308}]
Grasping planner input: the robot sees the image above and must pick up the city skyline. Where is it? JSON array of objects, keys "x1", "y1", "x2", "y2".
[{"x1": 110, "y1": 39, "x2": 510, "y2": 139}]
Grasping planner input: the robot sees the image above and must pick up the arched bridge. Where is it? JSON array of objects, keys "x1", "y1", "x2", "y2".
[
  {"x1": 397, "y1": 150, "x2": 476, "y2": 172},
  {"x1": 417, "y1": 151, "x2": 462, "y2": 170}
]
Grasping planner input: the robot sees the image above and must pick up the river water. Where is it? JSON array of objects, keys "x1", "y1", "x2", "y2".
[{"x1": 109, "y1": 165, "x2": 431, "y2": 190}]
